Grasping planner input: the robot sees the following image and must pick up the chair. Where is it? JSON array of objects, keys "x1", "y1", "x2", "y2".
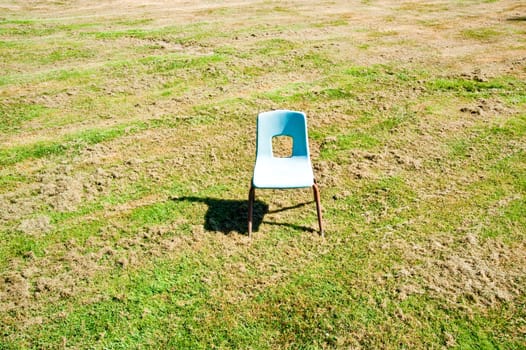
[{"x1": 248, "y1": 110, "x2": 323, "y2": 237}]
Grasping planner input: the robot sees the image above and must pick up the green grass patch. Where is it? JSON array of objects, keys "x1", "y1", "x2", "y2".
[
  {"x1": 41, "y1": 46, "x2": 95, "y2": 64},
  {"x1": 261, "y1": 82, "x2": 353, "y2": 104},
  {"x1": 0, "y1": 142, "x2": 68, "y2": 166},
  {"x1": 0, "y1": 173, "x2": 29, "y2": 193},
  {"x1": 191, "y1": 97, "x2": 257, "y2": 124},
  {"x1": 115, "y1": 18, "x2": 154, "y2": 26},
  {"x1": 0, "y1": 122, "x2": 150, "y2": 166},
  {"x1": 426, "y1": 76, "x2": 525, "y2": 99},
  {"x1": 321, "y1": 131, "x2": 379, "y2": 160},
  {"x1": 87, "y1": 22, "x2": 215, "y2": 43},
  {"x1": 93, "y1": 28, "x2": 150, "y2": 40},
  {"x1": 345, "y1": 65, "x2": 383, "y2": 79},
  {"x1": 0, "y1": 22, "x2": 56, "y2": 36},
  {"x1": 0, "y1": 39, "x2": 19, "y2": 48},
  {"x1": 0, "y1": 65, "x2": 97, "y2": 86},
  {"x1": 0, "y1": 103, "x2": 50, "y2": 132},
  {"x1": 368, "y1": 30, "x2": 398, "y2": 38},
  {"x1": 461, "y1": 28, "x2": 502, "y2": 42},
  {"x1": 0, "y1": 19, "x2": 100, "y2": 39},
  {"x1": 428, "y1": 77, "x2": 505, "y2": 92},
  {"x1": 129, "y1": 200, "x2": 183, "y2": 226},
  {"x1": 482, "y1": 197, "x2": 526, "y2": 240},
  {"x1": 311, "y1": 19, "x2": 349, "y2": 28},
  {"x1": 256, "y1": 38, "x2": 297, "y2": 55},
  {"x1": 1, "y1": 43, "x2": 96, "y2": 69},
  {"x1": 319, "y1": 107, "x2": 416, "y2": 161},
  {"x1": 447, "y1": 114, "x2": 526, "y2": 163},
  {"x1": 142, "y1": 53, "x2": 226, "y2": 73},
  {"x1": 491, "y1": 149, "x2": 526, "y2": 194},
  {"x1": 0, "y1": 233, "x2": 46, "y2": 264},
  {"x1": 25, "y1": 257, "x2": 211, "y2": 348}
]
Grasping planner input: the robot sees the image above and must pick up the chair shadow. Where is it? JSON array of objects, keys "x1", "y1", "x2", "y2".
[
  {"x1": 507, "y1": 16, "x2": 526, "y2": 21},
  {"x1": 174, "y1": 196, "x2": 267, "y2": 234},
  {"x1": 174, "y1": 196, "x2": 316, "y2": 235}
]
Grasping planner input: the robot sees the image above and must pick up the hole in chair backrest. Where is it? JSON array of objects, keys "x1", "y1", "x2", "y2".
[{"x1": 272, "y1": 135, "x2": 293, "y2": 158}]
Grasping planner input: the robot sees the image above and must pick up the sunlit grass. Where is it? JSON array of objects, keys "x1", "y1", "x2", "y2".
[{"x1": 0, "y1": 0, "x2": 525, "y2": 348}]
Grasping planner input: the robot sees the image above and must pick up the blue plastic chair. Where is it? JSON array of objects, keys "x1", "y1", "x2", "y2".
[{"x1": 248, "y1": 110, "x2": 323, "y2": 237}]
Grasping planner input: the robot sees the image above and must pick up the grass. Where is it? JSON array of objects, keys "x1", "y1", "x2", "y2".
[
  {"x1": 0, "y1": 0, "x2": 525, "y2": 348},
  {"x1": 256, "y1": 38, "x2": 298, "y2": 55},
  {"x1": 0, "y1": 122, "x2": 151, "y2": 166},
  {"x1": 0, "y1": 103, "x2": 50, "y2": 132},
  {"x1": 461, "y1": 28, "x2": 503, "y2": 42},
  {"x1": 426, "y1": 76, "x2": 523, "y2": 97}
]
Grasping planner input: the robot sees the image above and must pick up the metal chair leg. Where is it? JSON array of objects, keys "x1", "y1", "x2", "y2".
[
  {"x1": 312, "y1": 182, "x2": 324, "y2": 237},
  {"x1": 248, "y1": 185, "x2": 255, "y2": 237}
]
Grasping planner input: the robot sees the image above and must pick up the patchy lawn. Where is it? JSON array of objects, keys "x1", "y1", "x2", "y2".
[{"x1": 1, "y1": 0, "x2": 525, "y2": 348}]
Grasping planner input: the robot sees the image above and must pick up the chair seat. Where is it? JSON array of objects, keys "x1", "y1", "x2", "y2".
[{"x1": 252, "y1": 156, "x2": 314, "y2": 189}]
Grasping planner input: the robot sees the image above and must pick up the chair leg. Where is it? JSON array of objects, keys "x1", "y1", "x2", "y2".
[
  {"x1": 248, "y1": 185, "x2": 255, "y2": 237},
  {"x1": 312, "y1": 182, "x2": 324, "y2": 237}
]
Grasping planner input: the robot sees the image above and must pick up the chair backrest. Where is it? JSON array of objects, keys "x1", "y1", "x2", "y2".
[{"x1": 256, "y1": 110, "x2": 310, "y2": 159}]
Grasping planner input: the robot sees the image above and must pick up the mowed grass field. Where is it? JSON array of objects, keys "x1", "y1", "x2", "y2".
[{"x1": 1, "y1": 0, "x2": 525, "y2": 348}]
